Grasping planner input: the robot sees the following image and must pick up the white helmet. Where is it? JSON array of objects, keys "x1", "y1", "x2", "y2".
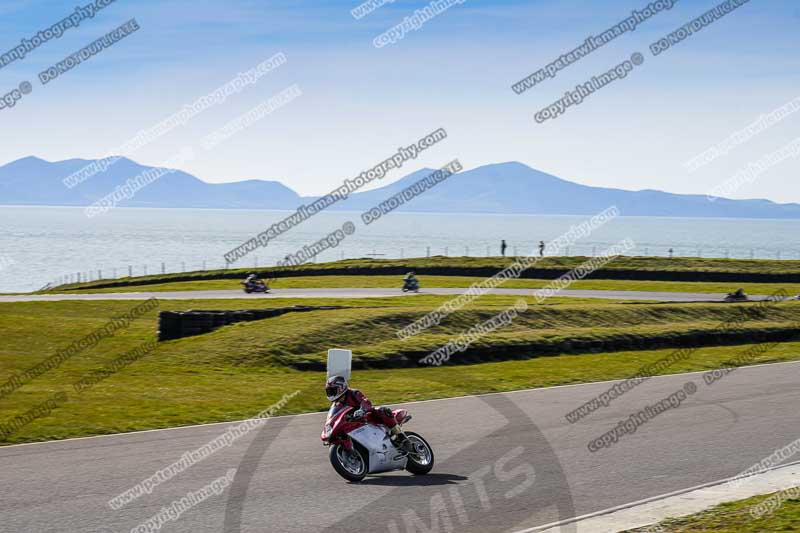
[{"x1": 325, "y1": 375, "x2": 348, "y2": 402}]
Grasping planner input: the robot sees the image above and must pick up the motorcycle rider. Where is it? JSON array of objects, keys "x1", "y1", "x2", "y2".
[
  {"x1": 403, "y1": 271, "x2": 418, "y2": 289},
  {"x1": 245, "y1": 272, "x2": 266, "y2": 288},
  {"x1": 729, "y1": 288, "x2": 747, "y2": 300},
  {"x1": 325, "y1": 375, "x2": 413, "y2": 453}
]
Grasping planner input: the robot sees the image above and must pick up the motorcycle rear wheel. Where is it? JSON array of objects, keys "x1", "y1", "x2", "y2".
[
  {"x1": 404, "y1": 432, "x2": 434, "y2": 475},
  {"x1": 330, "y1": 444, "x2": 368, "y2": 482}
]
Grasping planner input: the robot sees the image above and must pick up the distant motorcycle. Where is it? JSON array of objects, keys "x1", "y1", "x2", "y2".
[
  {"x1": 322, "y1": 404, "x2": 434, "y2": 482},
  {"x1": 402, "y1": 279, "x2": 419, "y2": 293},
  {"x1": 241, "y1": 279, "x2": 269, "y2": 294},
  {"x1": 724, "y1": 289, "x2": 748, "y2": 302}
]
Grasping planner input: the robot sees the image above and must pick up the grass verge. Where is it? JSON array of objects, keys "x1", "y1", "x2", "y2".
[
  {"x1": 46, "y1": 255, "x2": 800, "y2": 293},
  {"x1": 47, "y1": 274, "x2": 800, "y2": 296},
  {"x1": 1, "y1": 297, "x2": 799, "y2": 444},
  {"x1": 626, "y1": 491, "x2": 800, "y2": 532}
]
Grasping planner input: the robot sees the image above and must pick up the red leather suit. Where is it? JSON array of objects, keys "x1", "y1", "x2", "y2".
[{"x1": 335, "y1": 389, "x2": 397, "y2": 428}]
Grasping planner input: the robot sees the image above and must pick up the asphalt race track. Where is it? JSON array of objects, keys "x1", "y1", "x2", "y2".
[
  {"x1": 1, "y1": 362, "x2": 798, "y2": 532},
  {"x1": 0, "y1": 287, "x2": 780, "y2": 303}
]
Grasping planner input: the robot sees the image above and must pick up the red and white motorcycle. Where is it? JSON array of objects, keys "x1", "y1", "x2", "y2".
[{"x1": 321, "y1": 404, "x2": 434, "y2": 482}]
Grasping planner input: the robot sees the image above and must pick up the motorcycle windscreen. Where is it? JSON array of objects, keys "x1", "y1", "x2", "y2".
[{"x1": 327, "y1": 403, "x2": 348, "y2": 422}]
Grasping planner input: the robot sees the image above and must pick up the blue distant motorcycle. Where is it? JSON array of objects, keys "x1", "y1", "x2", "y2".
[{"x1": 402, "y1": 278, "x2": 419, "y2": 293}]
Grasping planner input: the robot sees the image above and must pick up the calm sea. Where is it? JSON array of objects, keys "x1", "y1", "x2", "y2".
[{"x1": 1, "y1": 205, "x2": 799, "y2": 293}]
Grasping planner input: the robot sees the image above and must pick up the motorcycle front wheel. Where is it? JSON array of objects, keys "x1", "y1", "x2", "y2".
[
  {"x1": 404, "y1": 432, "x2": 434, "y2": 475},
  {"x1": 329, "y1": 444, "x2": 368, "y2": 482}
]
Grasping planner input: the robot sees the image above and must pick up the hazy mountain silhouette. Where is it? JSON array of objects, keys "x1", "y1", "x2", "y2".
[
  {"x1": 1, "y1": 156, "x2": 799, "y2": 218},
  {"x1": 0, "y1": 156, "x2": 300, "y2": 209}
]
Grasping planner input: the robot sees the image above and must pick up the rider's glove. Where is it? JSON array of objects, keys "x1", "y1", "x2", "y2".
[{"x1": 353, "y1": 409, "x2": 365, "y2": 419}]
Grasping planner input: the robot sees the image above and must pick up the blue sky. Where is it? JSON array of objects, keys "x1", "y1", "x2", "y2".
[{"x1": 0, "y1": 0, "x2": 798, "y2": 201}]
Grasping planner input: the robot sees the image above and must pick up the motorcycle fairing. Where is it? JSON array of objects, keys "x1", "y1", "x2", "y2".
[{"x1": 348, "y1": 424, "x2": 407, "y2": 474}]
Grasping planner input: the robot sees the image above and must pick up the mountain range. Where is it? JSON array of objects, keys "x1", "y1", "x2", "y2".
[{"x1": 1, "y1": 155, "x2": 799, "y2": 219}]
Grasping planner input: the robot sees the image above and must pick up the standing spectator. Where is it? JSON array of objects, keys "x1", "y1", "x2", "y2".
[
  {"x1": 539, "y1": 241, "x2": 546, "y2": 257},
  {"x1": 501, "y1": 240, "x2": 508, "y2": 257}
]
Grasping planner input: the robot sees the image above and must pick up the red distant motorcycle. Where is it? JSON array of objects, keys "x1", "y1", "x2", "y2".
[{"x1": 321, "y1": 404, "x2": 434, "y2": 482}]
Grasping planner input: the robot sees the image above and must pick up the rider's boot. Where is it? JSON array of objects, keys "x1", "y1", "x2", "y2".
[{"x1": 389, "y1": 425, "x2": 413, "y2": 453}]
